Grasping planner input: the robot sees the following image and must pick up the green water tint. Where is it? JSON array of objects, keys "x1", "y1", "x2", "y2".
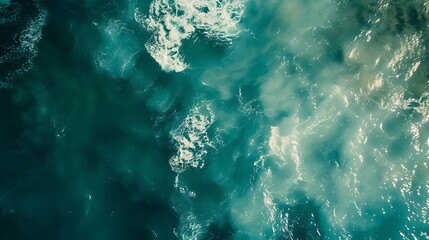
[
  {"x1": 1, "y1": 0, "x2": 429, "y2": 239},
  {"x1": 0, "y1": 0, "x2": 9, "y2": 6}
]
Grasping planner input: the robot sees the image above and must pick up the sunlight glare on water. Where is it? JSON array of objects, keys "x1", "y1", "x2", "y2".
[{"x1": 0, "y1": 0, "x2": 428, "y2": 239}]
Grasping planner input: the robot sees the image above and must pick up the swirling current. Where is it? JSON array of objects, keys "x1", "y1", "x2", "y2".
[{"x1": 1, "y1": 0, "x2": 429, "y2": 239}]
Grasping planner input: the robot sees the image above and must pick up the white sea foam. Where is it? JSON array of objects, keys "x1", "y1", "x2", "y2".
[
  {"x1": 169, "y1": 101, "x2": 215, "y2": 173},
  {"x1": 135, "y1": 0, "x2": 245, "y2": 72},
  {"x1": 0, "y1": 3, "x2": 47, "y2": 85},
  {"x1": 174, "y1": 212, "x2": 205, "y2": 240},
  {"x1": 19, "y1": 9, "x2": 46, "y2": 55}
]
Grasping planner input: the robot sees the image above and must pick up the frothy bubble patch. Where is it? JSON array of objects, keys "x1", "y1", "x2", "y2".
[
  {"x1": 169, "y1": 101, "x2": 215, "y2": 173},
  {"x1": 0, "y1": 2, "x2": 47, "y2": 85},
  {"x1": 173, "y1": 211, "x2": 205, "y2": 240},
  {"x1": 19, "y1": 9, "x2": 47, "y2": 54},
  {"x1": 135, "y1": 0, "x2": 245, "y2": 72}
]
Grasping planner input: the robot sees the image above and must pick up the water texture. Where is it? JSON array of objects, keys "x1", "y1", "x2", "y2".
[{"x1": 0, "y1": 0, "x2": 429, "y2": 239}]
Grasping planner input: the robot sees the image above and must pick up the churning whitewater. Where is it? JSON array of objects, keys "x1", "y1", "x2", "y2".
[
  {"x1": 0, "y1": 0, "x2": 429, "y2": 239},
  {"x1": 135, "y1": 0, "x2": 244, "y2": 72}
]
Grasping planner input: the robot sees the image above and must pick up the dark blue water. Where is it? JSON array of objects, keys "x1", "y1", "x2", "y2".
[{"x1": 1, "y1": 0, "x2": 429, "y2": 239}]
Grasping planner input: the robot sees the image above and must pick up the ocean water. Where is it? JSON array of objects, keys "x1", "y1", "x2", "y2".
[{"x1": 1, "y1": 0, "x2": 429, "y2": 239}]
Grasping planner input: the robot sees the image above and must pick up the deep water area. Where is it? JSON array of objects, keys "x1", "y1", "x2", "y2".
[{"x1": 1, "y1": 0, "x2": 429, "y2": 239}]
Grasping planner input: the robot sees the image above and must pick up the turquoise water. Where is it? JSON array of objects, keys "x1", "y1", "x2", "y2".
[{"x1": 1, "y1": 0, "x2": 429, "y2": 239}]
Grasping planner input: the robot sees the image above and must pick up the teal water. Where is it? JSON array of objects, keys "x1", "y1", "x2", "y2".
[{"x1": 1, "y1": 0, "x2": 429, "y2": 239}]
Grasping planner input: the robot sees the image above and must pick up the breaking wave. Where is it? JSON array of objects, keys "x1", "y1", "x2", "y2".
[{"x1": 134, "y1": 0, "x2": 245, "y2": 72}]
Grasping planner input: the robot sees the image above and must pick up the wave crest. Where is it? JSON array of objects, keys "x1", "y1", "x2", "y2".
[{"x1": 135, "y1": 0, "x2": 245, "y2": 72}]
